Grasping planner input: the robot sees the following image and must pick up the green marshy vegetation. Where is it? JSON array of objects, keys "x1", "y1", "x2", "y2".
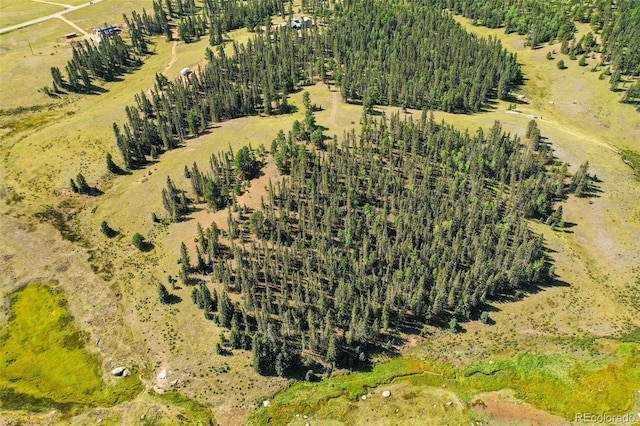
[
  {"x1": 250, "y1": 345, "x2": 640, "y2": 424},
  {"x1": 0, "y1": 283, "x2": 142, "y2": 414}
]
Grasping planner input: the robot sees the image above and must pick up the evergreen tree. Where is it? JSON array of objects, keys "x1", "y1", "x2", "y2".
[
  {"x1": 76, "y1": 172, "x2": 90, "y2": 194},
  {"x1": 106, "y1": 153, "x2": 119, "y2": 173},
  {"x1": 158, "y1": 282, "x2": 170, "y2": 304},
  {"x1": 101, "y1": 220, "x2": 115, "y2": 237},
  {"x1": 234, "y1": 146, "x2": 259, "y2": 180}
]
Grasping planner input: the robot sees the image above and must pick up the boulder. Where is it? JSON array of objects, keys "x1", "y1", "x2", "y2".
[
  {"x1": 381, "y1": 390, "x2": 391, "y2": 398},
  {"x1": 263, "y1": 400, "x2": 271, "y2": 407},
  {"x1": 157, "y1": 369, "x2": 167, "y2": 380},
  {"x1": 111, "y1": 367, "x2": 126, "y2": 376},
  {"x1": 122, "y1": 368, "x2": 131, "y2": 377}
]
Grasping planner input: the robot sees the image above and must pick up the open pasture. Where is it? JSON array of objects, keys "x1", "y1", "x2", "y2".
[{"x1": 0, "y1": 0, "x2": 63, "y2": 29}]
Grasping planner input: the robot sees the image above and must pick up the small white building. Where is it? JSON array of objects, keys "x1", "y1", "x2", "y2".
[{"x1": 290, "y1": 17, "x2": 312, "y2": 30}]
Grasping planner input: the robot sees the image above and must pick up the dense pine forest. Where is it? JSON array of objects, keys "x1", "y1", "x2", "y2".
[
  {"x1": 435, "y1": 0, "x2": 640, "y2": 107},
  {"x1": 85, "y1": 0, "x2": 600, "y2": 373},
  {"x1": 47, "y1": 0, "x2": 639, "y2": 106},
  {"x1": 109, "y1": 0, "x2": 522, "y2": 169},
  {"x1": 329, "y1": 0, "x2": 521, "y2": 111},
  {"x1": 162, "y1": 107, "x2": 576, "y2": 375}
]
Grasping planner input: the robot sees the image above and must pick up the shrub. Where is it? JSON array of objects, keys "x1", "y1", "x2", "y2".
[
  {"x1": 132, "y1": 232, "x2": 145, "y2": 250},
  {"x1": 305, "y1": 369, "x2": 316, "y2": 382},
  {"x1": 449, "y1": 318, "x2": 458, "y2": 333}
]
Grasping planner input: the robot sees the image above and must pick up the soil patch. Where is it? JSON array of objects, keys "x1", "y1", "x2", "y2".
[{"x1": 471, "y1": 392, "x2": 570, "y2": 426}]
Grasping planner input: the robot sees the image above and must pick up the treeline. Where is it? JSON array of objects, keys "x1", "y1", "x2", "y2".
[
  {"x1": 47, "y1": 34, "x2": 137, "y2": 95},
  {"x1": 330, "y1": 0, "x2": 521, "y2": 112},
  {"x1": 435, "y1": 0, "x2": 640, "y2": 108},
  {"x1": 169, "y1": 112, "x2": 575, "y2": 374},
  {"x1": 434, "y1": 0, "x2": 577, "y2": 46}
]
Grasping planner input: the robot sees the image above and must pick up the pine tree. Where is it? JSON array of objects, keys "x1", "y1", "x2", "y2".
[
  {"x1": 76, "y1": 172, "x2": 90, "y2": 194},
  {"x1": 449, "y1": 318, "x2": 458, "y2": 333},
  {"x1": 326, "y1": 335, "x2": 339, "y2": 367},
  {"x1": 106, "y1": 153, "x2": 119, "y2": 173},
  {"x1": 218, "y1": 291, "x2": 234, "y2": 328},
  {"x1": 158, "y1": 282, "x2": 170, "y2": 304},
  {"x1": 251, "y1": 334, "x2": 263, "y2": 374},
  {"x1": 101, "y1": 220, "x2": 115, "y2": 237}
]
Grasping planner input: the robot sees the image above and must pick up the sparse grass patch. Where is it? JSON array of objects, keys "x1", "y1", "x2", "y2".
[
  {"x1": 0, "y1": 283, "x2": 142, "y2": 413},
  {"x1": 151, "y1": 391, "x2": 218, "y2": 425},
  {"x1": 0, "y1": 20, "x2": 76, "y2": 110}
]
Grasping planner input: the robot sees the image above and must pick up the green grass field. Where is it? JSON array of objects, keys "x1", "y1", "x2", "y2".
[
  {"x1": 0, "y1": 0, "x2": 63, "y2": 29},
  {"x1": 0, "y1": 283, "x2": 142, "y2": 412},
  {"x1": 0, "y1": 19, "x2": 75, "y2": 110},
  {"x1": 65, "y1": 0, "x2": 155, "y2": 31}
]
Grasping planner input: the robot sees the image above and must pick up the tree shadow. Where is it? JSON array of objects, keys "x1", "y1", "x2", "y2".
[
  {"x1": 87, "y1": 187, "x2": 104, "y2": 196},
  {"x1": 103, "y1": 228, "x2": 119, "y2": 238},
  {"x1": 577, "y1": 182, "x2": 603, "y2": 198},
  {"x1": 275, "y1": 103, "x2": 299, "y2": 115},
  {"x1": 502, "y1": 93, "x2": 529, "y2": 105},
  {"x1": 139, "y1": 241, "x2": 155, "y2": 252},
  {"x1": 166, "y1": 294, "x2": 182, "y2": 304},
  {"x1": 111, "y1": 166, "x2": 132, "y2": 176},
  {"x1": 522, "y1": 277, "x2": 570, "y2": 296},
  {"x1": 367, "y1": 108, "x2": 386, "y2": 117},
  {"x1": 85, "y1": 85, "x2": 109, "y2": 95},
  {"x1": 480, "y1": 98, "x2": 500, "y2": 112},
  {"x1": 179, "y1": 205, "x2": 206, "y2": 222}
]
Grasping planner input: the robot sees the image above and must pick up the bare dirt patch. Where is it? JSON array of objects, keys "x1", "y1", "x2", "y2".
[{"x1": 471, "y1": 392, "x2": 570, "y2": 426}]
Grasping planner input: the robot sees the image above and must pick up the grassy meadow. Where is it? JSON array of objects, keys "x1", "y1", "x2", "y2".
[
  {"x1": 0, "y1": 0, "x2": 63, "y2": 29},
  {"x1": 65, "y1": 0, "x2": 156, "y2": 31},
  {"x1": 1, "y1": 1, "x2": 639, "y2": 424}
]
